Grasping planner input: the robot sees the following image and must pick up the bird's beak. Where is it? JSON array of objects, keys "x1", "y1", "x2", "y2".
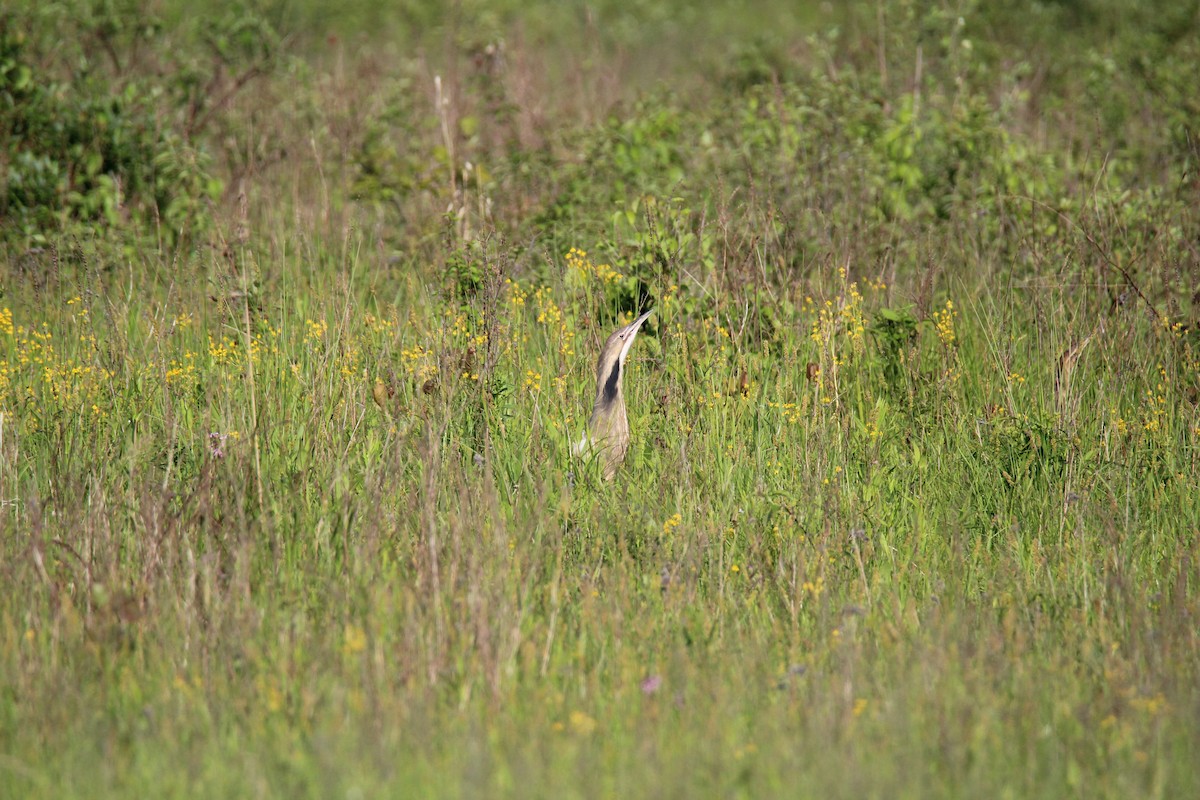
[
  {"x1": 619, "y1": 308, "x2": 654, "y2": 358},
  {"x1": 626, "y1": 308, "x2": 654, "y2": 337}
]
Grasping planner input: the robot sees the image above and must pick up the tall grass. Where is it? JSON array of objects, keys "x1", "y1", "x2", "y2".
[{"x1": 1, "y1": 1, "x2": 1198, "y2": 797}]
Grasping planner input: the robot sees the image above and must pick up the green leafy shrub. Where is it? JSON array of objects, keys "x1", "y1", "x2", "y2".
[
  {"x1": 0, "y1": 3, "x2": 286, "y2": 248},
  {"x1": 1, "y1": 10, "x2": 215, "y2": 244},
  {"x1": 540, "y1": 98, "x2": 692, "y2": 238}
]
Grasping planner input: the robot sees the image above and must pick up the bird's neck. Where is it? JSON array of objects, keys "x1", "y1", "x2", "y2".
[
  {"x1": 589, "y1": 361, "x2": 627, "y2": 439},
  {"x1": 598, "y1": 358, "x2": 623, "y2": 407}
]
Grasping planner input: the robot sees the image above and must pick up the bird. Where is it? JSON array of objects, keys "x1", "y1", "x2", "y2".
[{"x1": 574, "y1": 307, "x2": 654, "y2": 480}]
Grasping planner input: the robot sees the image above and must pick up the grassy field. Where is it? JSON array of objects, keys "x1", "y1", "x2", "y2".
[{"x1": 2, "y1": 1, "x2": 1198, "y2": 797}]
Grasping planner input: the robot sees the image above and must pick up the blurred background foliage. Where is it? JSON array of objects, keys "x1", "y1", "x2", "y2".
[{"x1": 3, "y1": 0, "x2": 1197, "y2": 257}]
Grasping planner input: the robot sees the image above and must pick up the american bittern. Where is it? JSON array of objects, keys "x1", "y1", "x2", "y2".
[{"x1": 574, "y1": 308, "x2": 654, "y2": 480}]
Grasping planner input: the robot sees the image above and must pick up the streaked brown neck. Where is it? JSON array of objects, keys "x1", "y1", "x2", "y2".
[{"x1": 583, "y1": 308, "x2": 652, "y2": 480}]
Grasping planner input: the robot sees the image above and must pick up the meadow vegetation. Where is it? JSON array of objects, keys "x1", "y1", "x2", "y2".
[{"x1": 1, "y1": 0, "x2": 1198, "y2": 796}]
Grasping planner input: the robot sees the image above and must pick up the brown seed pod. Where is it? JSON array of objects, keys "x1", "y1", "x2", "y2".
[
  {"x1": 372, "y1": 380, "x2": 391, "y2": 413},
  {"x1": 459, "y1": 346, "x2": 476, "y2": 372}
]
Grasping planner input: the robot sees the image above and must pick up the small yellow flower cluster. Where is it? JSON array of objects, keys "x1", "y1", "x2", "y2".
[
  {"x1": 1141, "y1": 384, "x2": 1167, "y2": 432},
  {"x1": 533, "y1": 287, "x2": 575, "y2": 357},
  {"x1": 363, "y1": 313, "x2": 395, "y2": 335},
  {"x1": 808, "y1": 300, "x2": 828, "y2": 348},
  {"x1": 65, "y1": 297, "x2": 88, "y2": 322},
  {"x1": 1008, "y1": 371, "x2": 1026, "y2": 384},
  {"x1": 0, "y1": 312, "x2": 113, "y2": 419},
  {"x1": 304, "y1": 319, "x2": 328, "y2": 343},
  {"x1": 165, "y1": 352, "x2": 198, "y2": 384},
  {"x1": 802, "y1": 575, "x2": 825, "y2": 600},
  {"x1": 808, "y1": 294, "x2": 864, "y2": 352},
  {"x1": 565, "y1": 247, "x2": 587, "y2": 272},
  {"x1": 42, "y1": 362, "x2": 112, "y2": 408},
  {"x1": 198, "y1": 334, "x2": 240, "y2": 368},
  {"x1": 446, "y1": 309, "x2": 469, "y2": 338},
  {"x1": 662, "y1": 513, "x2": 682, "y2": 534},
  {"x1": 441, "y1": 308, "x2": 488, "y2": 349},
  {"x1": 715, "y1": 322, "x2": 731, "y2": 353},
  {"x1": 565, "y1": 247, "x2": 623, "y2": 284},
  {"x1": 339, "y1": 341, "x2": 360, "y2": 378},
  {"x1": 933, "y1": 299, "x2": 957, "y2": 348},
  {"x1": 533, "y1": 287, "x2": 562, "y2": 326},
  {"x1": 401, "y1": 344, "x2": 438, "y2": 382},
  {"x1": 236, "y1": 328, "x2": 275, "y2": 365},
  {"x1": 505, "y1": 278, "x2": 528, "y2": 308},
  {"x1": 595, "y1": 263, "x2": 623, "y2": 283},
  {"x1": 524, "y1": 368, "x2": 542, "y2": 393},
  {"x1": 660, "y1": 283, "x2": 680, "y2": 309},
  {"x1": 256, "y1": 322, "x2": 281, "y2": 356},
  {"x1": 208, "y1": 335, "x2": 241, "y2": 365},
  {"x1": 841, "y1": 282, "x2": 866, "y2": 349},
  {"x1": 807, "y1": 270, "x2": 867, "y2": 352},
  {"x1": 15, "y1": 323, "x2": 54, "y2": 368},
  {"x1": 699, "y1": 317, "x2": 732, "y2": 354},
  {"x1": 767, "y1": 400, "x2": 804, "y2": 425}
]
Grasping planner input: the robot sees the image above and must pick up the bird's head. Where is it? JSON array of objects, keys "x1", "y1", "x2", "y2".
[{"x1": 594, "y1": 308, "x2": 654, "y2": 406}]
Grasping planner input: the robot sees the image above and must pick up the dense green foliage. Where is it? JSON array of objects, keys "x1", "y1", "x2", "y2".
[{"x1": 2, "y1": 0, "x2": 1198, "y2": 797}]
